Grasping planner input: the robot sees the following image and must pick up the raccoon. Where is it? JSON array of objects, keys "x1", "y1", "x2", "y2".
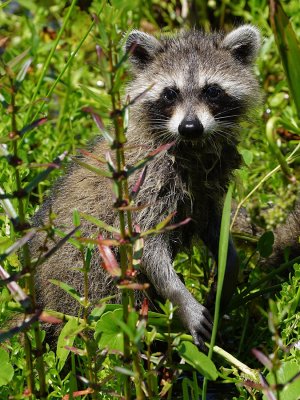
[{"x1": 32, "y1": 26, "x2": 261, "y2": 349}]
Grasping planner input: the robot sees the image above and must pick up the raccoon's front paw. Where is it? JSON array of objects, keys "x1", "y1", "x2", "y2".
[{"x1": 180, "y1": 299, "x2": 213, "y2": 351}]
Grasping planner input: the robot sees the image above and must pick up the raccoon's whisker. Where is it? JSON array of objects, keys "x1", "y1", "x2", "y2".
[
  {"x1": 151, "y1": 124, "x2": 169, "y2": 129},
  {"x1": 150, "y1": 116, "x2": 170, "y2": 120},
  {"x1": 214, "y1": 107, "x2": 243, "y2": 118},
  {"x1": 217, "y1": 126, "x2": 238, "y2": 133},
  {"x1": 213, "y1": 130, "x2": 237, "y2": 146},
  {"x1": 150, "y1": 117, "x2": 168, "y2": 122},
  {"x1": 150, "y1": 122, "x2": 169, "y2": 127},
  {"x1": 214, "y1": 126, "x2": 236, "y2": 135},
  {"x1": 155, "y1": 130, "x2": 176, "y2": 140},
  {"x1": 216, "y1": 121, "x2": 239, "y2": 129},
  {"x1": 215, "y1": 115, "x2": 241, "y2": 121},
  {"x1": 155, "y1": 128, "x2": 179, "y2": 143},
  {"x1": 149, "y1": 112, "x2": 171, "y2": 119}
]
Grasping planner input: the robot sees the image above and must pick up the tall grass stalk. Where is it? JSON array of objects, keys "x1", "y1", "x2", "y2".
[
  {"x1": 25, "y1": 0, "x2": 77, "y2": 125},
  {"x1": 34, "y1": 15, "x2": 98, "y2": 124},
  {"x1": 202, "y1": 184, "x2": 233, "y2": 399}
]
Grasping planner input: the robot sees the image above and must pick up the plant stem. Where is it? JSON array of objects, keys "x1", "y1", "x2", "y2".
[
  {"x1": 24, "y1": 333, "x2": 34, "y2": 398},
  {"x1": 9, "y1": 77, "x2": 47, "y2": 398},
  {"x1": 108, "y1": 37, "x2": 132, "y2": 400}
]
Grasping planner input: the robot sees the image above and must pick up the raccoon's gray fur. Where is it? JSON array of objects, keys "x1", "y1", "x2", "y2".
[
  {"x1": 32, "y1": 26, "x2": 261, "y2": 348},
  {"x1": 265, "y1": 205, "x2": 300, "y2": 267}
]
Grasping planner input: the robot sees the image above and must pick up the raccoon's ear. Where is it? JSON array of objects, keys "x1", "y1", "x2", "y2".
[
  {"x1": 125, "y1": 30, "x2": 161, "y2": 69},
  {"x1": 221, "y1": 25, "x2": 261, "y2": 65}
]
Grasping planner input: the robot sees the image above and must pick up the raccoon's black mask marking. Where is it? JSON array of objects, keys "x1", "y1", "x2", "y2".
[{"x1": 126, "y1": 26, "x2": 261, "y2": 146}]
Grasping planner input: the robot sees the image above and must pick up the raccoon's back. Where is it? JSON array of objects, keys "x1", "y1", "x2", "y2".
[{"x1": 32, "y1": 139, "x2": 118, "y2": 320}]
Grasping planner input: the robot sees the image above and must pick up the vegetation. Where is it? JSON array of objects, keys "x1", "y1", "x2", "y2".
[{"x1": 0, "y1": 0, "x2": 300, "y2": 399}]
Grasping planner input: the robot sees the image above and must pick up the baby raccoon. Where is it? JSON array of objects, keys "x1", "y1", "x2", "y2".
[{"x1": 32, "y1": 26, "x2": 261, "y2": 349}]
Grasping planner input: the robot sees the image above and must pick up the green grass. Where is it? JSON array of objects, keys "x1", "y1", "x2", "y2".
[{"x1": 0, "y1": 0, "x2": 300, "y2": 399}]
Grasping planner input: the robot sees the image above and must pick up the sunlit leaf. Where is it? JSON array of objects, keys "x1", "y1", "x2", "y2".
[
  {"x1": 7, "y1": 48, "x2": 30, "y2": 69},
  {"x1": 57, "y1": 318, "x2": 81, "y2": 372},
  {"x1": 94, "y1": 309, "x2": 124, "y2": 352},
  {"x1": 49, "y1": 280, "x2": 84, "y2": 305},
  {"x1": 177, "y1": 341, "x2": 218, "y2": 380},
  {"x1": 16, "y1": 58, "x2": 32, "y2": 82},
  {"x1": 73, "y1": 158, "x2": 112, "y2": 178},
  {"x1": 0, "y1": 348, "x2": 14, "y2": 386}
]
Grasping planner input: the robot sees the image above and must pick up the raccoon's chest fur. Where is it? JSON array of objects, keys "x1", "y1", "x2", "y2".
[{"x1": 132, "y1": 139, "x2": 241, "y2": 245}]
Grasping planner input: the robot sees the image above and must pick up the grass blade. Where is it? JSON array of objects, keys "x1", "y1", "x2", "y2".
[
  {"x1": 202, "y1": 184, "x2": 233, "y2": 399},
  {"x1": 270, "y1": 0, "x2": 300, "y2": 117}
]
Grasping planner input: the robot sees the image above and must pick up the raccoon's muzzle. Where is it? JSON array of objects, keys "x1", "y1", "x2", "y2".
[{"x1": 178, "y1": 116, "x2": 204, "y2": 140}]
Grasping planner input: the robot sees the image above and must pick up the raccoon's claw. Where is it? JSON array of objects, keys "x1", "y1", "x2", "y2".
[
  {"x1": 190, "y1": 314, "x2": 213, "y2": 351},
  {"x1": 179, "y1": 299, "x2": 213, "y2": 351}
]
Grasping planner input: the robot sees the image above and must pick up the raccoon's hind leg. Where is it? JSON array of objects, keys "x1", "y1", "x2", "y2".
[{"x1": 142, "y1": 234, "x2": 213, "y2": 350}]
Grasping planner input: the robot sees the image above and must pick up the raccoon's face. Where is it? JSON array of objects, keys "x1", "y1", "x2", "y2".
[{"x1": 126, "y1": 26, "x2": 261, "y2": 145}]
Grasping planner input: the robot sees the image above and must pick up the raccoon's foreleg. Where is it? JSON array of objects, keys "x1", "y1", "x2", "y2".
[{"x1": 142, "y1": 234, "x2": 212, "y2": 349}]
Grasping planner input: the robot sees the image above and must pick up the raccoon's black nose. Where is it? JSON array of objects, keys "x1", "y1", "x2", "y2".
[{"x1": 178, "y1": 117, "x2": 204, "y2": 139}]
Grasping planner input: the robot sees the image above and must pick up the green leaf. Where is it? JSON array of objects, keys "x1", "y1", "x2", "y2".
[
  {"x1": 177, "y1": 341, "x2": 218, "y2": 380},
  {"x1": 240, "y1": 149, "x2": 253, "y2": 167},
  {"x1": 0, "y1": 348, "x2": 14, "y2": 386},
  {"x1": 257, "y1": 231, "x2": 274, "y2": 258},
  {"x1": 57, "y1": 318, "x2": 81, "y2": 372},
  {"x1": 132, "y1": 236, "x2": 144, "y2": 268},
  {"x1": 94, "y1": 309, "x2": 124, "y2": 352},
  {"x1": 49, "y1": 280, "x2": 84, "y2": 305},
  {"x1": 264, "y1": 361, "x2": 300, "y2": 400},
  {"x1": 79, "y1": 212, "x2": 119, "y2": 234},
  {"x1": 156, "y1": 212, "x2": 176, "y2": 231},
  {"x1": 270, "y1": 0, "x2": 300, "y2": 117},
  {"x1": 72, "y1": 209, "x2": 81, "y2": 236},
  {"x1": 16, "y1": 58, "x2": 32, "y2": 82},
  {"x1": 72, "y1": 158, "x2": 112, "y2": 178}
]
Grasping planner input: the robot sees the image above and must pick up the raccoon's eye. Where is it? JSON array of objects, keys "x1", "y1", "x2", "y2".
[
  {"x1": 205, "y1": 85, "x2": 223, "y2": 100},
  {"x1": 163, "y1": 88, "x2": 178, "y2": 104}
]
